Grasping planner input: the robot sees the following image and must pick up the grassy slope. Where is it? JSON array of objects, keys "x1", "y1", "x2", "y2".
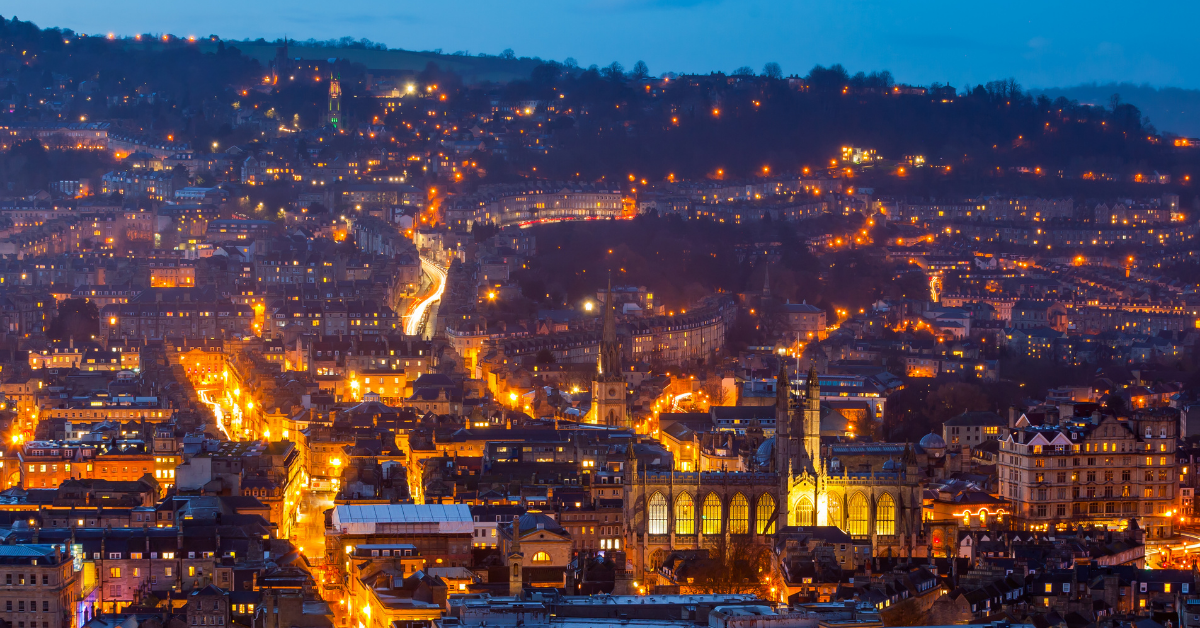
[{"x1": 196, "y1": 41, "x2": 540, "y2": 83}]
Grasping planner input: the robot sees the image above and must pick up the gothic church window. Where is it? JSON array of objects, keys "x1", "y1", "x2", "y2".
[
  {"x1": 848, "y1": 493, "x2": 869, "y2": 536},
  {"x1": 826, "y1": 492, "x2": 842, "y2": 529},
  {"x1": 876, "y1": 493, "x2": 896, "y2": 536},
  {"x1": 675, "y1": 493, "x2": 695, "y2": 535},
  {"x1": 702, "y1": 493, "x2": 721, "y2": 535},
  {"x1": 729, "y1": 493, "x2": 749, "y2": 534},
  {"x1": 756, "y1": 494, "x2": 776, "y2": 535},
  {"x1": 798, "y1": 496, "x2": 815, "y2": 526},
  {"x1": 648, "y1": 493, "x2": 668, "y2": 535}
]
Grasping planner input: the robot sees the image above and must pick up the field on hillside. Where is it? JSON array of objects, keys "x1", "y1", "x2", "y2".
[{"x1": 197, "y1": 41, "x2": 540, "y2": 83}]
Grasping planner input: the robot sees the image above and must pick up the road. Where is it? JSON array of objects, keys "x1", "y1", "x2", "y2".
[
  {"x1": 1146, "y1": 530, "x2": 1200, "y2": 568},
  {"x1": 196, "y1": 388, "x2": 232, "y2": 440},
  {"x1": 670, "y1": 392, "x2": 692, "y2": 412},
  {"x1": 404, "y1": 257, "x2": 447, "y2": 336}
]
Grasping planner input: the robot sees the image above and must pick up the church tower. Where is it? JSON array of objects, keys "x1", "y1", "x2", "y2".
[
  {"x1": 327, "y1": 70, "x2": 342, "y2": 130},
  {"x1": 774, "y1": 361, "x2": 794, "y2": 533},
  {"x1": 803, "y1": 365, "x2": 822, "y2": 469},
  {"x1": 508, "y1": 515, "x2": 524, "y2": 596},
  {"x1": 774, "y1": 361, "x2": 791, "y2": 473},
  {"x1": 592, "y1": 278, "x2": 627, "y2": 427}
]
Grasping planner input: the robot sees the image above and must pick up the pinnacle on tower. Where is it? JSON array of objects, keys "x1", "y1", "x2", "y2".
[
  {"x1": 775, "y1": 360, "x2": 789, "y2": 411},
  {"x1": 602, "y1": 273, "x2": 616, "y2": 344},
  {"x1": 597, "y1": 273, "x2": 621, "y2": 379}
]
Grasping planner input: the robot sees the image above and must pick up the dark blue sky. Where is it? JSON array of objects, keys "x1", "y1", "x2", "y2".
[{"x1": 17, "y1": 0, "x2": 1200, "y2": 89}]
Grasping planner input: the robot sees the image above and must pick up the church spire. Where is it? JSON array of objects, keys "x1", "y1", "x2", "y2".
[
  {"x1": 603, "y1": 274, "x2": 616, "y2": 343},
  {"x1": 598, "y1": 274, "x2": 621, "y2": 379},
  {"x1": 762, "y1": 263, "x2": 771, "y2": 297},
  {"x1": 806, "y1": 363, "x2": 819, "y2": 401},
  {"x1": 775, "y1": 360, "x2": 789, "y2": 416}
]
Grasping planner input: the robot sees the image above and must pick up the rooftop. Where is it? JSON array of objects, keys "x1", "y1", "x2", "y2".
[{"x1": 332, "y1": 503, "x2": 472, "y2": 524}]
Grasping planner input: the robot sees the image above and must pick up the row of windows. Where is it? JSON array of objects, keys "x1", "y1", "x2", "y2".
[
  {"x1": 1027, "y1": 485, "x2": 1170, "y2": 500},
  {"x1": 1011, "y1": 455, "x2": 1170, "y2": 467},
  {"x1": 87, "y1": 552, "x2": 175, "y2": 560},
  {"x1": 1019, "y1": 469, "x2": 1172, "y2": 483},
  {"x1": 647, "y1": 491, "x2": 900, "y2": 537},
  {"x1": 648, "y1": 492, "x2": 775, "y2": 536},
  {"x1": 1029, "y1": 501, "x2": 1163, "y2": 517},
  {"x1": 3, "y1": 575, "x2": 47, "y2": 585},
  {"x1": 3, "y1": 601, "x2": 49, "y2": 612},
  {"x1": 26, "y1": 463, "x2": 148, "y2": 474}
]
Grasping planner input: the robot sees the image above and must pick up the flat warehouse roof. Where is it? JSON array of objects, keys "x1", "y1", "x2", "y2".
[{"x1": 333, "y1": 503, "x2": 472, "y2": 525}]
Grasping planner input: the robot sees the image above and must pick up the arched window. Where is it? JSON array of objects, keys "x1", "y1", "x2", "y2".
[
  {"x1": 702, "y1": 493, "x2": 721, "y2": 535},
  {"x1": 531, "y1": 551, "x2": 551, "y2": 563},
  {"x1": 729, "y1": 493, "x2": 749, "y2": 534},
  {"x1": 648, "y1": 493, "x2": 668, "y2": 535},
  {"x1": 876, "y1": 493, "x2": 896, "y2": 536},
  {"x1": 798, "y1": 496, "x2": 815, "y2": 526},
  {"x1": 848, "y1": 493, "x2": 868, "y2": 536},
  {"x1": 756, "y1": 493, "x2": 776, "y2": 535},
  {"x1": 826, "y1": 492, "x2": 842, "y2": 530},
  {"x1": 675, "y1": 493, "x2": 695, "y2": 534}
]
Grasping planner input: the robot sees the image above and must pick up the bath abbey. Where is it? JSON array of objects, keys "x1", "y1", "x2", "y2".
[{"x1": 623, "y1": 364, "x2": 926, "y2": 571}]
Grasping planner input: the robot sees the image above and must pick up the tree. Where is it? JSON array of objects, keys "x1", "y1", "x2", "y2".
[
  {"x1": 498, "y1": 48, "x2": 516, "y2": 60},
  {"x1": 732, "y1": 66, "x2": 755, "y2": 77},
  {"x1": 47, "y1": 298, "x2": 99, "y2": 342},
  {"x1": 681, "y1": 536, "x2": 774, "y2": 596},
  {"x1": 806, "y1": 63, "x2": 850, "y2": 91},
  {"x1": 700, "y1": 374, "x2": 729, "y2": 407},
  {"x1": 924, "y1": 382, "x2": 988, "y2": 425},
  {"x1": 762, "y1": 62, "x2": 782, "y2": 79},
  {"x1": 601, "y1": 62, "x2": 625, "y2": 81},
  {"x1": 631, "y1": 60, "x2": 649, "y2": 80},
  {"x1": 1103, "y1": 394, "x2": 1127, "y2": 417}
]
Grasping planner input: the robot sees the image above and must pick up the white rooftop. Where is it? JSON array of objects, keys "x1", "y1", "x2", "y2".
[
  {"x1": 334, "y1": 503, "x2": 471, "y2": 523},
  {"x1": 332, "y1": 504, "x2": 473, "y2": 536}
]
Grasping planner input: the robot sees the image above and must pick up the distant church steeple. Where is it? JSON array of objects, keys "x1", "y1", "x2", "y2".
[
  {"x1": 327, "y1": 69, "x2": 342, "y2": 130},
  {"x1": 592, "y1": 274, "x2": 627, "y2": 427},
  {"x1": 599, "y1": 275, "x2": 621, "y2": 378}
]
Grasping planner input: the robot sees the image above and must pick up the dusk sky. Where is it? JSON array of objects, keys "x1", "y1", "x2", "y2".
[{"x1": 13, "y1": 0, "x2": 1200, "y2": 89}]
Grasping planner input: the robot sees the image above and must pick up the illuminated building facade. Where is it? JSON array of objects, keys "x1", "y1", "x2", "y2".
[
  {"x1": 623, "y1": 365, "x2": 922, "y2": 578},
  {"x1": 998, "y1": 411, "x2": 1178, "y2": 539},
  {"x1": 590, "y1": 282, "x2": 627, "y2": 428}
]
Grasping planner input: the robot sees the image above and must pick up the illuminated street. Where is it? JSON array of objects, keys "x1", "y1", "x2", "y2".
[
  {"x1": 4, "y1": 10, "x2": 1199, "y2": 628},
  {"x1": 403, "y1": 256, "x2": 447, "y2": 336},
  {"x1": 196, "y1": 388, "x2": 232, "y2": 440}
]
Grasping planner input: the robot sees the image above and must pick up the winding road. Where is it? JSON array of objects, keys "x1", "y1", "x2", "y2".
[
  {"x1": 197, "y1": 388, "x2": 232, "y2": 440},
  {"x1": 403, "y1": 257, "x2": 447, "y2": 337}
]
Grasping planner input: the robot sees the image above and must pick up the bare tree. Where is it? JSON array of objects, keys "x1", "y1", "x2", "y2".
[
  {"x1": 700, "y1": 374, "x2": 729, "y2": 407},
  {"x1": 681, "y1": 536, "x2": 773, "y2": 596}
]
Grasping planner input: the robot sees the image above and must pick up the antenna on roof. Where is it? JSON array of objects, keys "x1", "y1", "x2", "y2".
[{"x1": 794, "y1": 332, "x2": 800, "y2": 377}]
